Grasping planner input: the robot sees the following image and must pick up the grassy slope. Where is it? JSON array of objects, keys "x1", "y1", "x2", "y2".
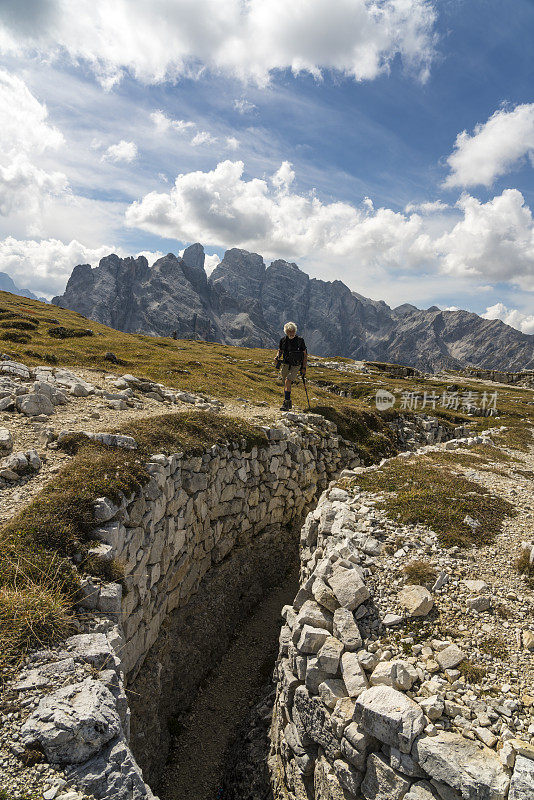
[{"x1": 1, "y1": 289, "x2": 534, "y2": 670}]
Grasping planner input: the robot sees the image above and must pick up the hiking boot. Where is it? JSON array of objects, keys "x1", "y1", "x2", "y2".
[{"x1": 280, "y1": 398, "x2": 292, "y2": 411}]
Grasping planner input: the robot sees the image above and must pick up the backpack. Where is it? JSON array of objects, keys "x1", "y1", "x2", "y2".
[{"x1": 281, "y1": 335, "x2": 306, "y2": 366}]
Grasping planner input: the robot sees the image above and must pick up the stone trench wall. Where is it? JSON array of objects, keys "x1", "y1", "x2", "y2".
[
  {"x1": 268, "y1": 464, "x2": 530, "y2": 800},
  {"x1": 13, "y1": 412, "x2": 466, "y2": 800}
]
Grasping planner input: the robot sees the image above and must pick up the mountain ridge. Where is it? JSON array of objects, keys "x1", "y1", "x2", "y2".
[{"x1": 52, "y1": 244, "x2": 534, "y2": 372}]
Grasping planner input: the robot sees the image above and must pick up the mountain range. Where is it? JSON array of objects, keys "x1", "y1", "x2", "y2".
[
  {"x1": 51, "y1": 244, "x2": 534, "y2": 372},
  {"x1": 0, "y1": 272, "x2": 47, "y2": 303}
]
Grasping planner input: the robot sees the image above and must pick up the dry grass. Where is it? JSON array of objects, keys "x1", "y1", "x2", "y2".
[
  {"x1": 402, "y1": 560, "x2": 437, "y2": 586},
  {"x1": 459, "y1": 659, "x2": 485, "y2": 684},
  {"x1": 515, "y1": 548, "x2": 534, "y2": 586},
  {"x1": 0, "y1": 410, "x2": 270, "y2": 668}
]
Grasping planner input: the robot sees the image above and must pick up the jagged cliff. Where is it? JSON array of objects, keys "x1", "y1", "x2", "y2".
[{"x1": 53, "y1": 244, "x2": 534, "y2": 372}]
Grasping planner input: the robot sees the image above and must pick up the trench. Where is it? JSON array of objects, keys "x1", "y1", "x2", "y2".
[
  {"x1": 159, "y1": 568, "x2": 298, "y2": 800},
  {"x1": 124, "y1": 414, "x2": 465, "y2": 799}
]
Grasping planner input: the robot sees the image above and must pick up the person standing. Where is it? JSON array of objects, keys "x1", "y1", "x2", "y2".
[{"x1": 275, "y1": 322, "x2": 307, "y2": 411}]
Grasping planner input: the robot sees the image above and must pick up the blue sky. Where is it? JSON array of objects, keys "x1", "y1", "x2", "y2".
[{"x1": 0, "y1": 0, "x2": 533, "y2": 332}]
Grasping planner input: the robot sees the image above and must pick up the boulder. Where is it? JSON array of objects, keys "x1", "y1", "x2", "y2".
[
  {"x1": 294, "y1": 685, "x2": 342, "y2": 762},
  {"x1": 66, "y1": 735, "x2": 156, "y2": 800},
  {"x1": 17, "y1": 392, "x2": 55, "y2": 416},
  {"x1": 0, "y1": 427, "x2": 12, "y2": 452},
  {"x1": 21, "y1": 679, "x2": 121, "y2": 763},
  {"x1": 314, "y1": 754, "x2": 347, "y2": 800},
  {"x1": 354, "y1": 685, "x2": 425, "y2": 753},
  {"x1": 317, "y1": 636, "x2": 344, "y2": 674},
  {"x1": 340, "y1": 651, "x2": 369, "y2": 697},
  {"x1": 361, "y1": 753, "x2": 411, "y2": 800},
  {"x1": 328, "y1": 565, "x2": 370, "y2": 611},
  {"x1": 398, "y1": 585, "x2": 434, "y2": 617},
  {"x1": 436, "y1": 644, "x2": 464, "y2": 670},
  {"x1": 370, "y1": 660, "x2": 418, "y2": 691},
  {"x1": 509, "y1": 754, "x2": 534, "y2": 800},
  {"x1": 413, "y1": 731, "x2": 510, "y2": 800},
  {"x1": 405, "y1": 781, "x2": 441, "y2": 800},
  {"x1": 297, "y1": 624, "x2": 330, "y2": 654},
  {"x1": 333, "y1": 607, "x2": 362, "y2": 651}
]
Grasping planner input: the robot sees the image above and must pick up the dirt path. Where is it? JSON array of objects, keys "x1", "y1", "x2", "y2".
[{"x1": 157, "y1": 569, "x2": 298, "y2": 800}]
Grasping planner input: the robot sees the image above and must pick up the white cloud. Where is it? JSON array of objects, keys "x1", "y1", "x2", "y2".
[
  {"x1": 125, "y1": 159, "x2": 433, "y2": 268},
  {"x1": 125, "y1": 160, "x2": 534, "y2": 293},
  {"x1": 0, "y1": 68, "x2": 69, "y2": 233},
  {"x1": 191, "y1": 131, "x2": 217, "y2": 147},
  {"x1": 0, "y1": 0, "x2": 438, "y2": 87},
  {"x1": 102, "y1": 139, "x2": 138, "y2": 163},
  {"x1": 482, "y1": 302, "x2": 534, "y2": 335},
  {"x1": 225, "y1": 136, "x2": 240, "y2": 150},
  {"x1": 234, "y1": 98, "x2": 256, "y2": 114},
  {"x1": 405, "y1": 200, "x2": 449, "y2": 214},
  {"x1": 0, "y1": 236, "x2": 165, "y2": 297},
  {"x1": 444, "y1": 103, "x2": 534, "y2": 188},
  {"x1": 204, "y1": 253, "x2": 221, "y2": 275},
  {"x1": 150, "y1": 110, "x2": 195, "y2": 134},
  {"x1": 436, "y1": 189, "x2": 534, "y2": 289}
]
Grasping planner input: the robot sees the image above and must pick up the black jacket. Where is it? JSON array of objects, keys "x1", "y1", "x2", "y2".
[{"x1": 279, "y1": 335, "x2": 307, "y2": 365}]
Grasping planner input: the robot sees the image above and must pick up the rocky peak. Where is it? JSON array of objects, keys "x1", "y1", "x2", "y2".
[
  {"x1": 181, "y1": 243, "x2": 208, "y2": 295},
  {"x1": 209, "y1": 248, "x2": 266, "y2": 299}
]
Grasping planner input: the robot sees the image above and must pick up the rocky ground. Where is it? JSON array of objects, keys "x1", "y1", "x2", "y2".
[{"x1": 0, "y1": 357, "x2": 285, "y2": 525}]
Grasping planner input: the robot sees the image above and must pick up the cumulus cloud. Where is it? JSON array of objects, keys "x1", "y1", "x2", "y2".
[
  {"x1": 225, "y1": 136, "x2": 240, "y2": 150},
  {"x1": 204, "y1": 253, "x2": 221, "y2": 275},
  {"x1": 405, "y1": 200, "x2": 449, "y2": 214},
  {"x1": 481, "y1": 302, "x2": 534, "y2": 335},
  {"x1": 125, "y1": 160, "x2": 534, "y2": 292},
  {"x1": 150, "y1": 110, "x2": 194, "y2": 134},
  {"x1": 444, "y1": 103, "x2": 534, "y2": 188},
  {"x1": 436, "y1": 189, "x2": 534, "y2": 289},
  {"x1": 102, "y1": 139, "x2": 138, "y2": 163},
  {"x1": 0, "y1": 236, "x2": 164, "y2": 297},
  {"x1": 0, "y1": 0, "x2": 438, "y2": 87},
  {"x1": 191, "y1": 131, "x2": 217, "y2": 147},
  {"x1": 125, "y1": 159, "x2": 433, "y2": 268},
  {"x1": 0, "y1": 68, "x2": 68, "y2": 233}
]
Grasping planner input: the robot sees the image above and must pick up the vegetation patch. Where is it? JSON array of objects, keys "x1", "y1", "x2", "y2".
[
  {"x1": 402, "y1": 560, "x2": 437, "y2": 586},
  {"x1": 1, "y1": 331, "x2": 31, "y2": 344},
  {"x1": 459, "y1": 659, "x2": 485, "y2": 684},
  {"x1": 310, "y1": 404, "x2": 399, "y2": 464},
  {"x1": 352, "y1": 458, "x2": 515, "y2": 547},
  {"x1": 0, "y1": 319, "x2": 37, "y2": 331},
  {"x1": 0, "y1": 410, "x2": 268, "y2": 669},
  {"x1": 47, "y1": 326, "x2": 94, "y2": 339},
  {"x1": 515, "y1": 548, "x2": 534, "y2": 586}
]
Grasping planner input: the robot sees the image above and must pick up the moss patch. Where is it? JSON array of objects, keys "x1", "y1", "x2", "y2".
[{"x1": 352, "y1": 457, "x2": 515, "y2": 547}]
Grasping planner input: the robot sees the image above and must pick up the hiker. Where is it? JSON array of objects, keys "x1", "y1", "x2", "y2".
[{"x1": 276, "y1": 321, "x2": 307, "y2": 411}]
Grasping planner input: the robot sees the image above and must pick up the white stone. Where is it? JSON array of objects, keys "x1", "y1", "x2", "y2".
[
  {"x1": 340, "y1": 651, "x2": 369, "y2": 697},
  {"x1": 413, "y1": 731, "x2": 510, "y2": 800},
  {"x1": 21, "y1": 679, "x2": 121, "y2": 763},
  {"x1": 355, "y1": 685, "x2": 425, "y2": 753},
  {"x1": 328, "y1": 565, "x2": 369, "y2": 611},
  {"x1": 398, "y1": 585, "x2": 434, "y2": 617}
]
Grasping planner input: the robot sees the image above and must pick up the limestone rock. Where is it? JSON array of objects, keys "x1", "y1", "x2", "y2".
[
  {"x1": 17, "y1": 392, "x2": 55, "y2": 416},
  {"x1": 328, "y1": 565, "x2": 369, "y2": 611},
  {"x1": 317, "y1": 636, "x2": 344, "y2": 674},
  {"x1": 66, "y1": 735, "x2": 156, "y2": 800},
  {"x1": 333, "y1": 607, "x2": 362, "y2": 651},
  {"x1": 405, "y1": 781, "x2": 440, "y2": 800},
  {"x1": 354, "y1": 685, "x2": 425, "y2": 753},
  {"x1": 398, "y1": 585, "x2": 434, "y2": 617},
  {"x1": 436, "y1": 644, "x2": 464, "y2": 670},
  {"x1": 413, "y1": 731, "x2": 511, "y2": 800},
  {"x1": 370, "y1": 660, "x2": 418, "y2": 691},
  {"x1": 21, "y1": 679, "x2": 121, "y2": 763},
  {"x1": 314, "y1": 753, "x2": 347, "y2": 800},
  {"x1": 509, "y1": 754, "x2": 534, "y2": 800},
  {"x1": 340, "y1": 651, "x2": 369, "y2": 697},
  {"x1": 0, "y1": 427, "x2": 12, "y2": 452},
  {"x1": 361, "y1": 753, "x2": 411, "y2": 800}
]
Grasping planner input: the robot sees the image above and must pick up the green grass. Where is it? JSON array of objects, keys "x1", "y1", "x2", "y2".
[{"x1": 351, "y1": 458, "x2": 516, "y2": 547}]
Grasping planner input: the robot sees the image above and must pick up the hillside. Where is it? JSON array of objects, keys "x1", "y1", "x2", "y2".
[{"x1": 52, "y1": 244, "x2": 534, "y2": 373}]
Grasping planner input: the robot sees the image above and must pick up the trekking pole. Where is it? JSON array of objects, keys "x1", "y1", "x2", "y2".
[{"x1": 302, "y1": 375, "x2": 311, "y2": 409}]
